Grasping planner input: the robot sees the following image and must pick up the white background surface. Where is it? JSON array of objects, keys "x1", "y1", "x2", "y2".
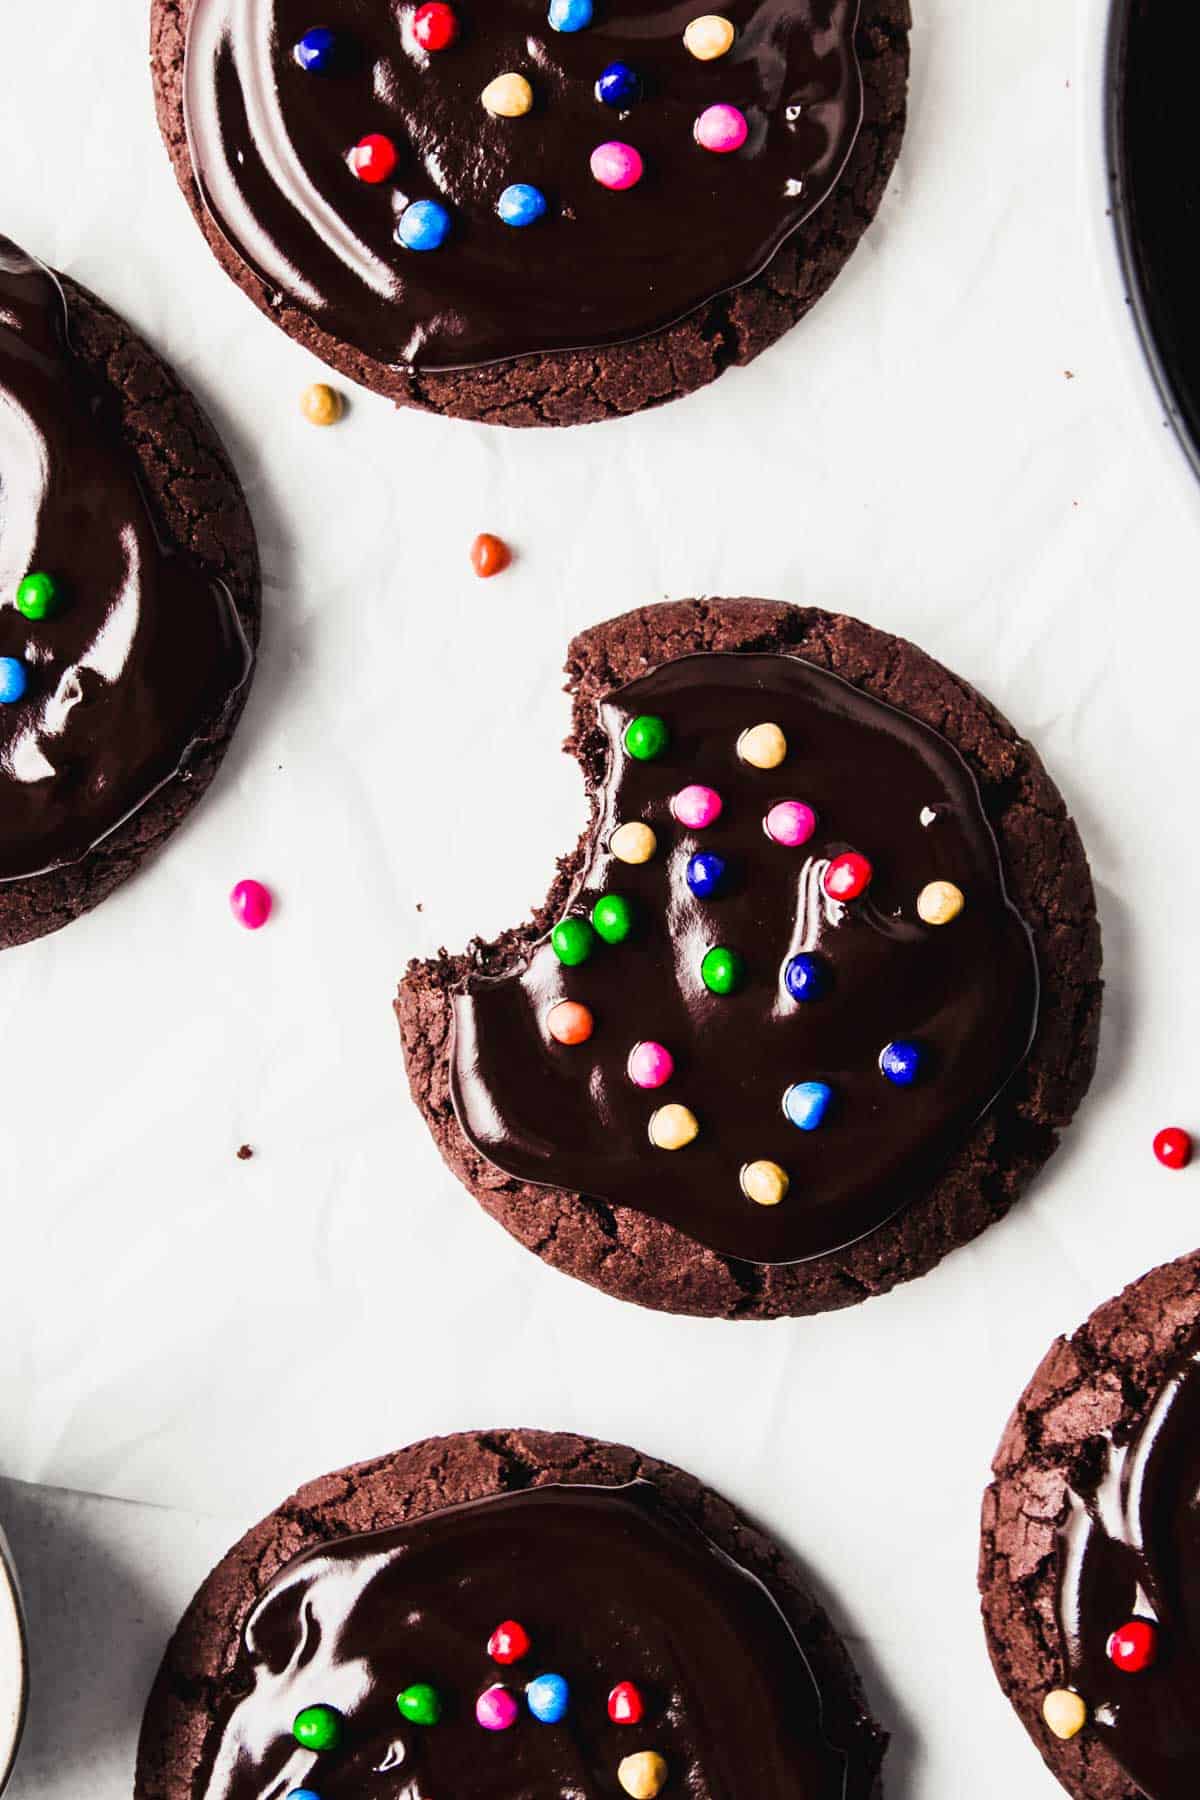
[{"x1": 0, "y1": 0, "x2": 1196, "y2": 1794}]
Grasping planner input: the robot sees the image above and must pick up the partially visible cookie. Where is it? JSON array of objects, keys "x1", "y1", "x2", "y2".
[
  {"x1": 0, "y1": 237, "x2": 259, "y2": 948},
  {"x1": 980, "y1": 1252, "x2": 1200, "y2": 1800},
  {"x1": 135, "y1": 1428, "x2": 886, "y2": 1800}
]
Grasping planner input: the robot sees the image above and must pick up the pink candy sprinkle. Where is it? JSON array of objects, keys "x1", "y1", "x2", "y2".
[
  {"x1": 694, "y1": 103, "x2": 749, "y2": 154},
  {"x1": 476, "y1": 1685, "x2": 519, "y2": 1732},
  {"x1": 230, "y1": 879, "x2": 272, "y2": 930},
  {"x1": 765, "y1": 801, "x2": 817, "y2": 848},
  {"x1": 627, "y1": 1041, "x2": 675, "y2": 1090},
  {"x1": 590, "y1": 141, "x2": 644, "y2": 190},
  {"x1": 672, "y1": 784, "x2": 723, "y2": 829}
]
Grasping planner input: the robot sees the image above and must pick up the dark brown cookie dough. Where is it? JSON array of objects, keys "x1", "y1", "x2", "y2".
[
  {"x1": 980, "y1": 1253, "x2": 1200, "y2": 1800},
  {"x1": 0, "y1": 270, "x2": 260, "y2": 950},
  {"x1": 148, "y1": 0, "x2": 909, "y2": 428},
  {"x1": 135, "y1": 1428, "x2": 886, "y2": 1800},
  {"x1": 397, "y1": 598, "x2": 1102, "y2": 1319}
]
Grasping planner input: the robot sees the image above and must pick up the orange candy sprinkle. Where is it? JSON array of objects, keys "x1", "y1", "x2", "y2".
[
  {"x1": 548, "y1": 1001, "x2": 594, "y2": 1045},
  {"x1": 471, "y1": 532, "x2": 511, "y2": 578}
]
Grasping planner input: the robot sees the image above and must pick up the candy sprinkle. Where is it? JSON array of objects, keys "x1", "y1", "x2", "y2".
[
  {"x1": 349, "y1": 133, "x2": 398, "y2": 183},
  {"x1": 701, "y1": 945, "x2": 744, "y2": 995},
  {"x1": 300, "y1": 383, "x2": 343, "y2": 427},
  {"x1": 1107, "y1": 1619, "x2": 1158, "y2": 1673},
  {"x1": 740, "y1": 1160, "x2": 789, "y2": 1207},
  {"x1": 608, "y1": 1682, "x2": 645, "y2": 1725},
  {"x1": 783, "y1": 1081, "x2": 833, "y2": 1133},
  {"x1": 396, "y1": 198, "x2": 452, "y2": 250},
  {"x1": 476, "y1": 1685, "x2": 519, "y2": 1731},
  {"x1": 784, "y1": 953, "x2": 829, "y2": 1003},
  {"x1": 823, "y1": 851, "x2": 873, "y2": 902},
  {"x1": 230, "y1": 879, "x2": 272, "y2": 931},
  {"x1": 694, "y1": 103, "x2": 748, "y2": 154},
  {"x1": 592, "y1": 894, "x2": 634, "y2": 944},
  {"x1": 764, "y1": 800, "x2": 816, "y2": 848},
  {"x1": 397, "y1": 1683, "x2": 442, "y2": 1726},
  {"x1": 624, "y1": 715, "x2": 669, "y2": 761},
  {"x1": 482, "y1": 72, "x2": 534, "y2": 118},
  {"x1": 552, "y1": 917, "x2": 596, "y2": 966},
  {"x1": 1154, "y1": 1126, "x2": 1193, "y2": 1170},
  {"x1": 0, "y1": 658, "x2": 27, "y2": 704},
  {"x1": 412, "y1": 2, "x2": 459, "y2": 51},
  {"x1": 1042, "y1": 1690, "x2": 1087, "y2": 1741},
  {"x1": 497, "y1": 183, "x2": 548, "y2": 227},
  {"x1": 648, "y1": 1104, "x2": 699, "y2": 1151},
  {"x1": 293, "y1": 27, "x2": 338, "y2": 71},
  {"x1": 596, "y1": 61, "x2": 642, "y2": 108},
  {"x1": 526, "y1": 1673, "x2": 570, "y2": 1724},
  {"x1": 611, "y1": 821, "x2": 657, "y2": 864},
  {"x1": 683, "y1": 13, "x2": 735, "y2": 59},
  {"x1": 627, "y1": 1041, "x2": 674, "y2": 1089},
  {"x1": 470, "y1": 532, "x2": 511, "y2": 577},
  {"x1": 879, "y1": 1040, "x2": 922, "y2": 1087},
  {"x1": 488, "y1": 1620, "x2": 532, "y2": 1664},
  {"x1": 591, "y1": 141, "x2": 644, "y2": 191},
  {"x1": 618, "y1": 1751, "x2": 669, "y2": 1799},
  {"x1": 548, "y1": 1001, "x2": 594, "y2": 1046},
  {"x1": 293, "y1": 1706, "x2": 342, "y2": 1752},
  {"x1": 917, "y1": 880, "x2": 965, "y2": 926},
  {"x1": 686, "y1": 851, "x2": 727, "y2": 899},
  {"x1": 737, "y1": 721, "x2": 786, "y2": 768},
  {"x1": 549, "y1": 0, "x2": 593, "y2": 29},
  {"x1": 16, "y1": 571, "x2": 59, "y2": 620},
  {"x1": 672, "y1": 784, "x2": 722, "y2": 830}
]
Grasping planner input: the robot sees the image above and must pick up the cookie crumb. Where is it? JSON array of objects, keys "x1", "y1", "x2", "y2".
[{"x1": 237, "y1": 1144, "x2": 254, "y2": 1161}]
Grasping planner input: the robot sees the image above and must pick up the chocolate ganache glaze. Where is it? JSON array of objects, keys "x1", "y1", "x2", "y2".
[
  {"x1": 182, "y1": 0, "x2": 863, "y2": 371},
  {"x1": 451, "y1": 652, "x2": 1039, "y2": 1265},
  {"x1": 1056, "y1": 1339, "x2": 1200, "y2": 1797},
  {"x1": 0, "y1": 240, "x2": 250, "y2": 881},
  {"x1": 198, "y1": 1480, "x2": 861, "y2": 1799}
]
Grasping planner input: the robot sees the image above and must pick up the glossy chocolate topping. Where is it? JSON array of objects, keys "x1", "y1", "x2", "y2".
[
  {"x1": 451, "y1": 652, "x2": 1038, "y2": 1265},
  {"x1": 0, "y1": 240, "x2": 250, "y2": 882},
  {"x1": 199, "y1": 1480, "x2": 861, "y2": 1800},
  {"x1": 1057, "y1": 1339, "x2": 1200, "y2": 1798},
  {"x1": 182, "y1": 0, "x2": 863, "y2": 371}
]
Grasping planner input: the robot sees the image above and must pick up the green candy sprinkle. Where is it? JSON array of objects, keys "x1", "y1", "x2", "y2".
[
  {"x1": 591, "y1": 894, "x2": 634, "y2": 945},
  {"x1": 15, "y1": 572, "x2": 59, "y2": 621},
  {"x1": 293, "y1": 1705, "x2": 343, "y2": 1752},
  {"x1": 396, "y1": 1683, "x2": 442, "y2": 1727},
  {"x1": 624, "y1": 714, "x2": 669, "y2": 762},
  {"x1": 701, "y1": 946, "x2": 745, "y2": 995},
  {"x1": 552, "y1": 916, "x2": 596, "y2": 967}
]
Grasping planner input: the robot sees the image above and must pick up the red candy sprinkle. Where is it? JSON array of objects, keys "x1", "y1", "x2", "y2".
[
  {"x1": 607, "y1": 1681, "x2": 645, "y2": 1725},
  {"x1": 1107, "y1": 1619, "x2": 1158, "y2": 1673},
  {"x1": 471, "y1": 532, "x2": 511, "y2": 578},
  {"x1": 349, "y1": 133, "x2": 398, "y2": 184},
  {"x1": 823, "y1": 851, "x2": 873, "y2": 903},
  {"x1": 230, "y1": 879, "x2": 272, "y2": 931},
  {"x1": 488, "y1": 1620, "x2": 531, "y2": 1665},
  {"x1": 1154, "y1": 1127, "x2": 1193, "y2": 1170},
  {"x1": 413, "y1": 2, "x2": 459, "y2": 50}
]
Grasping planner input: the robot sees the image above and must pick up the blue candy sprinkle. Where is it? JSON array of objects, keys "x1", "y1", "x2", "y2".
[
  {"x1": 784, "y1": 953, "x2": 829, "y2": 1003},
  {"x1": 686, "y1": 851, "x2": 727, "y2": 899},
  {"x1": 293, "y1": 28, "x2": 338, "y2": 72},
  {"x1": 497, "y1": 183, "x2": 548, "y2": 228},
  {"x1": 596, "y1": 60, "x2": 641, "y2": 107},
  {"x1": 783, "y1": 1081, "x2": 833, "y2": 1132},
  {"x1": 526, "y1": 1673, "x2": 569, "y2": 1724},
  {"x1": 396, "y1": 200, "x2": 453, "y2": 252},
  {"x1": 548, "y1": 0, "x2": 593, "y2": 31},
  {"x1": 287, "y1": 1791, "x2": 323, "y2": 1800},
  {"x1": 0, "y1": 658, "x2": 27, "y2": 705},
  {"x1": 880, "y1": 1040, "x2": 923, "y2": 1086}
]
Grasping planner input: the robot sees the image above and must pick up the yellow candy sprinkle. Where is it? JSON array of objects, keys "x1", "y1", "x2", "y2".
[
  {"x1": 611, "y1": 822, "x2": 657, "y2": 865},
  {"x1": 740, "y1": 1160, "x2": 789, "y2": 1207},
  {"x1": 482, "y1": 72, "x2": 533, "y2": 118},
  {"x1": 683, "y1": 14, "x2": 735, "y2": 59},
  {"x1": 648, "y1": 1105, "x2": 699, "y2": 1152},
  {"x1": 300, "y1": 382, "x2": 343, "y2": 426},
  {"x1": 618, "y1": 1752, "x2": 669, "y2": 1799},
  {"x1": 1042, "y1": 1689, "x2": 1087, "y2": 1742},
  {"x1": 917, "y1": 880, "x2": 965, "y2": 926},
  {"x1": 737, "y1": 721, "x2": 787, "y2": 769}
]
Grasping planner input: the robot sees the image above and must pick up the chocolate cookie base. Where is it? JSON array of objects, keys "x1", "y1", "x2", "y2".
[
  {"x1": 0, "y1": 274, "x2": 260, "y2": 950},
  {"x1": 980, "y1": 1253, "x2": 1200, "y2": 1800},
  {"x1": 149, "y1": 0, "x2": 909, "y2": 428},
  {"x1": 397, "y1": 598, "x2": 1102, "y2": 1319},
  {"x1": 135, "y1": 1427, "x2": 886, "y2": 1800}
]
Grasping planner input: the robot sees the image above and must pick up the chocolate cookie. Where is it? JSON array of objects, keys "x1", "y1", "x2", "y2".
[
  {"x1": 0, "y1": 237, "x2": 259, "y2": 949},
  {"x1": 150, "y1": 0, "x2": 909, "y2": 427},
  {"x1": 397, "y1": 599, "x2": 1101, "y2": 1318},
  {"x1": 135, "y1": 1428, "x2": 886, "y2": 1799},
  {"x1": 980, "y1": 1252, "x2": 1200, "y2": 1800}
]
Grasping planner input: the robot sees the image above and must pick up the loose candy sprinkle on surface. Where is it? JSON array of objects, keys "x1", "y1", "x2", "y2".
[
  {"x1": 823, "y1": 851, "x2": 873, "y2": 901},
  {"x1": 349, "y1": 133, "x2": 398, "y2": 183},
  {"x1": 1154, "y1": 1126, "x2": 1192, "y2": 1169},
  {"x1": 740, "y1": 1159, "x2": 789, "y2": 1206},
  {"x1": 701, "y1": 945, "x2": 744, "y2": 994},
  {"x1": 548, "y1": 1000, "x2": 594, "y2": 1045},
  {"x1": 784, "y1": 953, "x2": 829, "y2": 1003},
  {"x1": 293, "y1": 1706, "x2": 342, "y2": 1751},
  {"x1": 592, "y1": 894, "x2": 634, "y2": 944},
  {"x1": 917, "y1": 880, "x2": 965, "y2": 925},
  {"x1": 672, "y1": 784, "x2": 722, "y2": 829},
  {"x1": 470, "y1": 532, "x2": 511, "y2": 577},
  {"x1": 397, "y1": 199, "x2": 453, "y2": 250},
  {"x1": 230, "y1": 879, "x2": 272, "y2": 930},
  {"x1": 293, "y1": 27, "x2": 338, "y2": 70},
  {"x1": 412, "y1": 2, "x2": 459, "y2": 50},
  {"x1": 0, "y1": 659, "x2": 27, "y2": 704},
  {"x1": 482, "y1": 73, "x2": 534, "y2": 117},
  {"x1": 549, "y1": 0, "x2": 593, "y2": 29},
  {"x1": 686, "y1": 851, "x2": 727, "y2": 898},
  {"x1": 1107, "y1": 1619, "x2": 1158, "y2": 1672},
  {"x1": 552, "y1": 918, "x2": 595, "y2": 966},
  {"x1": 300, "y1": 382, "x2": 343, "y2": 426},
  {"x1": 1042, "y1": 1690, "x2": 1087, "y2": 1741},
  {"x1": 879, "y1": 1040, "x2": 922, "y2": 1086},
  {"x1": 488, "y1": 1620, "x2": 532, "y2": 1664},
  {"x1": 596, "y1": 61, "x2": 642, "y2": 107},
  {"x1": 526, "y1": 1673, "x2": 570, "y2": 1723},
  {"x1": 684, "y1": 13, "x2": 735, "y2": 59},
  {"x1": 764, "y1": 800, "x2": 816, "y2": 848},
  {"x1": 649, "y1": 1103, "x2": 699, "y2": 1150},
  {"x1": 608, "y1": 1682, "x2": 645, "y2": 1725},
  {"x1": 497, "y1": 183, "x2": 548, "y2": 226},
  {"x1": 737, "y1": 721, "x2": 786, "y2": 768},
  {"x1": 15, "y1": 571, "x2": 58, "y2": 619},
  {"x1": 624, "y1": 715, "x2": 669, "y2": 761},
  {"x1": 397, "y1": 1683, "x2": 442, "y2": 1725},
  {"x1": 783, "y1": 1081, "x2": 833, "y2": 1132},
  {"x1": 591, "y1": 141, "x2": 644, "y2": 190},
  {"x1": 476, "y1": 1684, "x2": 520, "y2": 1731},
  {"x1": 694, "y1": 103, "x2": 748, "y2": 153},
  {"x1": 618, "y1": 1751, "x2": 669, "y2": 1798},
  {"x1": 611, "y1": 822, "x2": 657, "y2": 864},
  {"x1": 628, "y1": 1041, "x2": 674, "y2": 1089}
]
